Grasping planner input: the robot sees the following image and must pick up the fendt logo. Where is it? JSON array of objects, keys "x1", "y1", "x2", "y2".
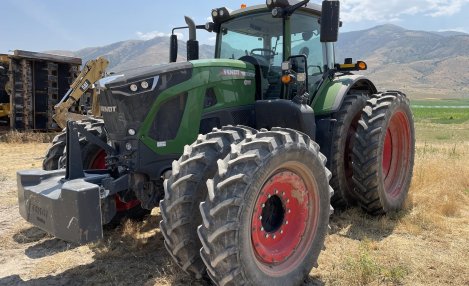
[{"x1": 100, "y1": 106, "x2": 117, "y2": 112}]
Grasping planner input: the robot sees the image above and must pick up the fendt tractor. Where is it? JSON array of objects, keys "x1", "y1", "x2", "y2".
[{"x1": 17, "y1": 1, "x2": 415, "y2": 285}]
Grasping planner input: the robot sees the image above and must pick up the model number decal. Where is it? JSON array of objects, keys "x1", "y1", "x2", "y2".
[{"x1": 220, "y1": 69, "x2": 255, "y2": 78}]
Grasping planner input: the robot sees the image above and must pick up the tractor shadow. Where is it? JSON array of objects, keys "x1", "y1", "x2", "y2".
[
  {"x1": 12, "y1": 226, "x2": 80, "y2": 259},
  {"x1": 1, "y1": 212, "x2": 204, "y2": 286},
  {"x1": 1, "y1": 210, "x2": 326, "y2": 286},
  {"x1": 329, "y1": 205, "x2": 411, "y2": 241}
]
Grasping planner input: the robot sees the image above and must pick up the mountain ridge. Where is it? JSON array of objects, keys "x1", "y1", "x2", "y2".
[{"x1": 47, "y1": 24, "x2": 469, "y2": 99}]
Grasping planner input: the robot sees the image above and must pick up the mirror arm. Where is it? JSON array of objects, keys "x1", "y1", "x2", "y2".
[{"x1": 285, "y1": 0, "x2": 310, "y2": 16}]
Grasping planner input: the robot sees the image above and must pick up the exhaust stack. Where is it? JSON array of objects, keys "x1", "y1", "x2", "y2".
[{"x1": 185, "y1": 16, "x2": 199, "y2": 61}]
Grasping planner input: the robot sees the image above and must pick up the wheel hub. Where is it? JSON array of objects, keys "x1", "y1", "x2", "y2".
[{"x1": 251, "y1": 171, "x2": 310, "y2": 264}]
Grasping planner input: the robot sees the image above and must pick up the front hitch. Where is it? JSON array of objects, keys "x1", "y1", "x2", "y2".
[{"x1": 16, "y1": 121, "x2": 123, "y2": 244}]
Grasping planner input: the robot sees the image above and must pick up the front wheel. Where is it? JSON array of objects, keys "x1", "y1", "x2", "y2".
[
  {"x1": 352, "y1": 91, "x2": 415, "y2": 214},
  {"x1": 198, "y1": 128, "x2": 332, "y2": 286},
  {"x1": 160, "y1": 126, "x2": 256, "y2": 279}
]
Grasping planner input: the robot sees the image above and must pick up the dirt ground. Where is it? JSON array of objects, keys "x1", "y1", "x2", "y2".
[{"x1": 0, "y1": 137, "x2": 468, "y2": 286}]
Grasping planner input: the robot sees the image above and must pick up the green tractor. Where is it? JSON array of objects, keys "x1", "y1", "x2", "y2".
[{"x1": 17, "y1": 0, "x2": 415, "y2": 285}]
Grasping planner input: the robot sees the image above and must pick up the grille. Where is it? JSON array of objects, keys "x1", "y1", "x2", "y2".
[{"x1": 149, "y1": 92, "x2": 188, "y2": 141}]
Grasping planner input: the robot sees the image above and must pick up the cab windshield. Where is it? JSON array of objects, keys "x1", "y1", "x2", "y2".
[
  {"x1": 217, "y1": 11, "x2": 323, "y2": 97},
  {"x1": 217, "y1": 12, "x2": 283, "y2": 62}
]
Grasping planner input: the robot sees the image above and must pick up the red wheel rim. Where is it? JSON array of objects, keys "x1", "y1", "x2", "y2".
[
  {"x1": 89, "y1": 149, "x2": 140, "y2": 212},
  {"x1": 251, "y1": 166, "x2": 319, "y2": 275},
  {"x1": 90, "y1": 149, "x2": 107, "y2": 169},
  {"x1": 115, "y1": 195, "x2": 140, "y2": 212},
  {"x1": 382, "y1": 110, "x2": 412, "y2": 198}
]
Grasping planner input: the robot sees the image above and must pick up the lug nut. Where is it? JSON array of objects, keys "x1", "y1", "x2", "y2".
[
  {"x1": 261, "y1": 227, "x2": 264, "y2": 231},
  {"x1": 262, "y1": 203, "x2": 265, "y2": 208},
  {"x1": 265, "y1": 234, "x2": 269, "y2": 238}
]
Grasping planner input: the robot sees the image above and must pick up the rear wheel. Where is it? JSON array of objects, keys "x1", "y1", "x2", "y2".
[
  {"x1": 198, "y1": 128, "x2": 332, "y2": 286},
  {"x1": 329, "y1": 92, "x2": 368, "y2": 208},
  {"x1": 352, "y1": 91, "x2": 415, "y2": 214},
  {"x1": 160, "y1": 126, "x2": 256, "y2": 279}
]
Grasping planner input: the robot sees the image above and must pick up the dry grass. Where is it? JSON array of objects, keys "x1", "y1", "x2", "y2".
[
  {"x1": 0, "y1": 133, "x2": 468, "y2": 285},
  {"x1": 314, "y1": 141, "x2": 469, "y2": 286},
  {"x1": 0, "y1": 131, "x2": 57, "y2": 143}
]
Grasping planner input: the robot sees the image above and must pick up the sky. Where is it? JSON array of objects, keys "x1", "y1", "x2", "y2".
[{"x1": 1, "y1": 0, "x2": 468, "y2": 54}]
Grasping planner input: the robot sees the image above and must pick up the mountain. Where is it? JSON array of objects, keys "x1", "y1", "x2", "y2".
[
  {"x1": 48, "y1": 37, "x2": 214, "y2": 72},
  {"x1": 335, "y1": 24, "x2": 469, "y2": 98},
  {"x1": 48, "y1": 24, "x2": 469, "y2": 99}
]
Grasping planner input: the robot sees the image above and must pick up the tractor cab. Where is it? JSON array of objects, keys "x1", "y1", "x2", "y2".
[
  {"x1": 170, "y1": 0, "x2": 340, "y2": 103},
  {"x1": 213, "y1": 2, "x2": 328, "y2": 100}
]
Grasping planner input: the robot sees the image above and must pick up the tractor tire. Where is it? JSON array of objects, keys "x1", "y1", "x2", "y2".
[
  {"x1": 198, "y1": 128, "x2": 332, "y2": 286},
  {"x1": 352, "y1": 91, "x2": 415, "y2": 214},
  {"x1": 43, "y1": 132, "x2": 66, "y2": 170},
  {"x1": 42, "y1": 118, "x2": 150, "y2": 225},
  {"x1": 160, "y1": 126, "x2": 257, "y2": 279},
  {"x1": 329, "y1": 92, "x2": 368, "y2": 208}
]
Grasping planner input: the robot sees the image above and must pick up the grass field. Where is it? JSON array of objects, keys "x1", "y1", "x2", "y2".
[
  {"x1": 411, "y1": 98, "x2": 469, "y2": 143},
  {"x1": 0, "y1": 103, "x2": 468, "y2": 285}
]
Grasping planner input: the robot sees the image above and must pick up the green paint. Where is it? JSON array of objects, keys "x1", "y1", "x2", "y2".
[
  {"x1": 138, "y1": 60, "x2": 256, "y2": 155},
  {"x1": 313, "y1": 74, "x2": 362, "y2": 115}
]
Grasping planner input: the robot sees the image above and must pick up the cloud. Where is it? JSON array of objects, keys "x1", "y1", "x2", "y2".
[
  {"x1": 136, "y1": 31, "x2": 184, "y2": 40},
  {"x1": 340, "y1": 0, "x2": 469, "y2": 22}
]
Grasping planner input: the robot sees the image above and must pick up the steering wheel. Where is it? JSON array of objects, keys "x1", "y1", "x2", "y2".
[
  {"x1": 308, "y1": 65, "x2": 323, "y2": 76},
  {"x1": 250, "y1": 48, "x2": 276, "y2": 58}
]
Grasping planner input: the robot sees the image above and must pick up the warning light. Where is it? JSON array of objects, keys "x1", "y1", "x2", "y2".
[
  {"x1": 357, "y1": 61, "x2": 367, "y2": 70},
  {"x1": 241, "y1": 4, "x2": 247, "y2": 8},
  {"x1": 281, "y1": 74, "x2": 292, "y2": 84}
]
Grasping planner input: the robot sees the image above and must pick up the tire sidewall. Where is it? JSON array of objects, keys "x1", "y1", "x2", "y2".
[
  {"x1": 333, "y1": 94, "x2": 368, "y2": 204},
  {"x1": 237, "y1": 143, "x2": 330, "y2": 285},
  {"x1": 377, "y1": 96, "x2": 415, "y2": 211}
]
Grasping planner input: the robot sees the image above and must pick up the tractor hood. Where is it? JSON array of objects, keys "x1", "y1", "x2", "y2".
[
  {"x1": 97, "y1": 62, "x2": 193, "y2": 140},
  {"x1": 98, "y1": 62, "x2": 193, "y2": 89}
]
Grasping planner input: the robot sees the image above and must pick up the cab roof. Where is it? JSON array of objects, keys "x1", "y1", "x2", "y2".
[{"x1": 229, "y1": 0, "x2": 321, "y2": 17}]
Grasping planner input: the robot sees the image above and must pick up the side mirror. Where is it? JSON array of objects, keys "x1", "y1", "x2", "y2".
[
  {"x1": 169, "y1": 34, "x2": 178, "y2": 63},
  {"x1": 320, "y1": 0, "x2": 340, "y2": 43},
  {"x1": 282, "y1": 55, "x2": 309, "y2": 93}
]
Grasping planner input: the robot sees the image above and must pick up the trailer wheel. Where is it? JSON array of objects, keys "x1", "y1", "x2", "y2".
[
  {"x1": 160, "y1": 126, "x2": 256, "y2": 279},
  {"x1": 42, "y1": 119, "x2": 149, "y2": 225},
  {"x1": 198, "y1": 128, "x2": 332, "y2": 286},
  {"x1": 352, "y1": 91, "x2": 415, "y2": 214},
  {"x1": 329, "y1": 92, "x2": 368, "y2": 208}
]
